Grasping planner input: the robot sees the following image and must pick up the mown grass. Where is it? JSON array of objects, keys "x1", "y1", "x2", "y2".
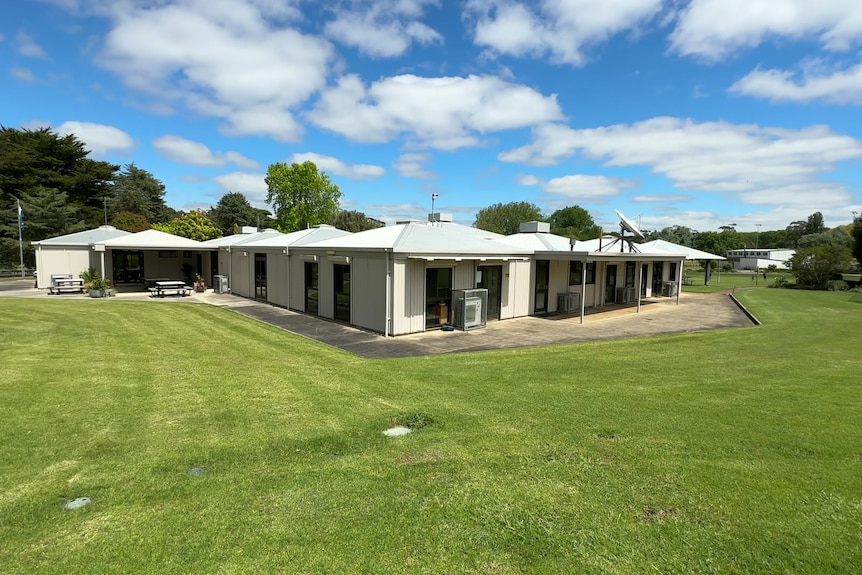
[
  {"x1": 0, "y1": 291, "x2": 860, "y2": 574},
  {"x1": 683, "y1": 265, "x2": 792, "y2": 293}
]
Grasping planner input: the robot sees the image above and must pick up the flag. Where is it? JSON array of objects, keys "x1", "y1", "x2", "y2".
[{"x1": 18, "y1": 202, "x2": 25, "y2": 232}]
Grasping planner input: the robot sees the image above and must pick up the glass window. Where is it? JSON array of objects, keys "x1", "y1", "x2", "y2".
[
  {"x1": 568, "y1": 262, "x2": 595, "y2": 285},
  {"x1": 625, "y1": 261, "x2": 636, "y2": 287}
]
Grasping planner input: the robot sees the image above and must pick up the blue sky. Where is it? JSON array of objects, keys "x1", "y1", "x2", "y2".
[{"x1": 2, "y1": 0, "x2": 861, "y2": 234}]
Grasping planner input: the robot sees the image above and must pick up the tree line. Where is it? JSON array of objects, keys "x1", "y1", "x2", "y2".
[{"x1": 0, "y1": 128, "x2": 381, "y2": 269}]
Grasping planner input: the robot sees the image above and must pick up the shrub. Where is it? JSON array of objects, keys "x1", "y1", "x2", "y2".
[
  {"x1": 769, "y1": 275, "x2": 791, "y2": 289},
  {"x1": 826, "y1": 279, "x2": 849, "y2": 291}
]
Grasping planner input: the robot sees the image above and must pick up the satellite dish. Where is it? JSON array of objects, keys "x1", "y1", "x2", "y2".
[{"x1": 615, "y1": 210, "x2": 645, "y2": 239}]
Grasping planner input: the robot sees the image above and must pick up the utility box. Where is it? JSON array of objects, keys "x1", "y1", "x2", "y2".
[
  {"x1": 214, "y1": 275, "x2": 229, "y2": 294},
  {"x1": 661, "y1": 281, "x2": 678, "y2": 297},
  {"x1": 556, "y1": 292, "x2": 580, "y2": 313},
  {"x1": 452, "y1": 288, "x2": 488, "y2": 331},
  {"x1": 616, "y1": 286, "x2": 636, "y2": 303}
]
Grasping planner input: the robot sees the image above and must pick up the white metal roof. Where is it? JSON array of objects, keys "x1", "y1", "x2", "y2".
[
  {"x1": 493, "y1": 231, "x2": 574, "y2": 251},
  {"x1": 299, "y1": 221, "x2": 529, "y2": 256},
  {"x1": 202, "y1": 229, "x2": 280, "y2": 247},
  {"x1": 238, "y1": 225, "x2": 353, "y2": 248},
  {"x1": 96, "y1": 229, "x2": 215, "y2": 250},
  {"x1": 32, "y1": 225, "x2": 131, "y2": 246},
  {"x1": 639, "y1": 239, "x2": 726, "y2": 260}
]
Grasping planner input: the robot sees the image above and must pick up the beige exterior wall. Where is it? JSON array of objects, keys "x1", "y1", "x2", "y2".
[
  {"x1": 548, "y1": 260, "x2": 570, "y2": 313},
  {"x1": 392, "y1": 258, "x2": 425, "y2": 335},
  {"x1": 35, "y1": 247, "x2": 96, "y2": 288},
  {"x1": 317, "y1": 258, "x2": 335, "y2": 319},
  {"x1": 288, "y1": 255, "x2": 309, "y2": 311},
  {"x1": 504, "y1": 260, "x2": 531, "y2": 319},
  {"x1": 262, "y1": 250, "x2": 289, "y2": 307},
  {"x1": 349, "y1": 253, "x2": 387, "y2": 333},
  {"x1": 229, "y1": 251, "x2": 252, "y2": 297}
]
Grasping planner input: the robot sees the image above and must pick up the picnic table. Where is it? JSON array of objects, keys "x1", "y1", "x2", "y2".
[
  {"x1": 148, "y1": 280, "x2": 192, "y2": 298},
  {"x1": 49, "y1": 277, "x2": 84, "y2": 295}
]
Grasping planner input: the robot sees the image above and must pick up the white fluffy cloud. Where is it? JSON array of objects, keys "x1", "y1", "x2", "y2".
[
  {"x1": 96, "y1": 0, "x2": 333, "y2": 141},
  {"x1": 153, "y1": 135, "x2": 259, "y2": 169},
  {"x1": 671, "y1": 0, "x2": 862, "y2": 60},
  {"x1": 501, "y1": 117, "x2": 862, "y2": 208},
  {"x1": 288, "y1": 152, "x2": 386, "y2": 180},
  {"x1": 519, "y1": 173, "x2": 637, "y2": 199},
  {"x1": 212, "y1": 171, "x2": 268, "y2": 203},
  {"x1": 11, "y1": 67, "x2": 35, "y2": 83},
  {"x1": 310, "y1": 73, "x2": 563, "y2": 149},
  {"x1": 324, "y1": 0, "x2": 441, "y2": 57},
  {"x1": 730, "y1": 60, "x2": 862, "y2": 105},
  {"x1": 393, "y1": 153, "x2": 436, "y2": 178},
  {"x1": 16, "y1": 32, "x2": 46, "y2": 58},
  {"x1": 55, "y1": 121, "x2": 135, "y2": 156},
  {"x1": 465, "y1": 0, "x2": 664, "y2": 65}
]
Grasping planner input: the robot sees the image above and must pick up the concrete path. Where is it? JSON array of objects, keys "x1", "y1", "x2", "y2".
[{"x1": 0, "y1": 279, "x2": 756, "y2": 358}]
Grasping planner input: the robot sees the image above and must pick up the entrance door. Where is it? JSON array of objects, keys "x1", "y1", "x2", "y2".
[
  {"x1": 641, "y1": 263, "x2": 649, "y2": 297},
  {"x1": 425, "y1": 268, "x2": 452, "y2": 328},
  {"x1": 477, "y1": 265, "x2": 502, "y2": 319},
  {"x1": 652, "y1": 262, "x2": 664, "y2": 295},
  {"x1": 534, "y1": 260, "x2": 549, "y2": 314},
  {"x1": 333, "y1": 264, "x2": 351, "y2": 323},
  {"x1": 605, "y1": 264, "x2": 617, "y2": 304},
  {"x1": 305, "y1": 262, "x2": 319, "y2": 315},
  {"x1": 254, "y1": 253, "x2": 267, "y2": 300},
  {"x1": 112, "y1": 250, "x2": 144, "y2": 284}
]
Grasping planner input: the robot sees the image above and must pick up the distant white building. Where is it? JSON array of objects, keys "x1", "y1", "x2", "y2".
[{"x1": 726, "y1": 248, "x2": 795, "y2": 270}]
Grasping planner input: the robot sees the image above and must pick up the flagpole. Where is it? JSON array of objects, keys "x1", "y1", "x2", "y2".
[{"x1": 18, "y1": 200, "x2": 25, "y2": 278}]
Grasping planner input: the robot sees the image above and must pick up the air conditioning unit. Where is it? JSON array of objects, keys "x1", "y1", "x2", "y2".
[
  {"x1": 556, "y1": 292, "x2": 580, "y2": 313},
  {"x1": 661, "y1": 281, "x2": 678, "y2": 297},
  {"x1": 616, "y1": 286, "x2": 636, "y2": 303},
  {"x1": 214, "y1": 275, "x2": 229, "y2": 294},
  {"x1": 452, "y1": 288, "x2": 488, "y2": 330}
]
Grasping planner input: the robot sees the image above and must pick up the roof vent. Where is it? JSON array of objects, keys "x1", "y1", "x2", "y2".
[
  {"x1": 519, "y1": 221, "x2": 550, "y2": 233},
  {"x1": 239, "y1": 226, "x2": 258, "y2": 234}
]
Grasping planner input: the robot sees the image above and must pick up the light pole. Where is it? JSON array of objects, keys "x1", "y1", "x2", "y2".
[
  {"x1": 430, "y1": 193, "x2": 438, "y2": 224},
  {"x1": 755, "y1": 223, "x2": 761, "y2": 249}
]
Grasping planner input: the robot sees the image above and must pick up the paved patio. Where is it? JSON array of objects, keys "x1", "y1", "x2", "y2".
[{"x1": 1, "y1": 278, "x2": 756, "y2": 358}]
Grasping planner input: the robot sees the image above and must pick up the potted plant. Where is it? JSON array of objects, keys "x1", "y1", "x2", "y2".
[
  {"x1": 194, "y1": 273, "x2": 207, "y2": 293},
  {"x1": 88, "y1": 275, "x2": 110, "y2": 298}
]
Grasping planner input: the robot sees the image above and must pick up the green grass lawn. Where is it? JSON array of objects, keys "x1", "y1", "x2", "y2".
[
  {"x1": 683, "y1": 266, "x2": 792, "y2": 293},
  {"x1": 1, "y1": 291, "x2": 860, "y2": 574}
]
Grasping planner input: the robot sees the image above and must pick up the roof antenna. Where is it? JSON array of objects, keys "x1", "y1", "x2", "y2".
[{"x1": 430, "y1": 193, "x2": 438, "y2": 225}]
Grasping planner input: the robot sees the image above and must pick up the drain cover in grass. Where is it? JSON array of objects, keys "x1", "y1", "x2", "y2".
[
  {"x1": 383, "y1": 426, "x2": 412, "y2": 437},
  {"x1": 188, "y1": 467, "x2": 208, "y2": 476},
  {"x1": 64, "y1": 497, "x2": 90, "y2": 510}
]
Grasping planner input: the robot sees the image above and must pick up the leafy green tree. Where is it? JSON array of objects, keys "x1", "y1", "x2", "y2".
[
  {"x1": 153, "y1": 210, "x2": 222, "y2": 241},
  {"x1": 330, "y1": 209, "x2": 384, "y2": 233},
  {"x1": 789, "y1": 245, "x2": 853, "y2": 289},
  {"x1": 0, "y1": 187, "x2": 87, "y2": 268},
  {"x1": 646, "y1": 225, "x2": 695, "y2": 247},
  {"x1": 111, "y1": 210, "x2": 151, "y2": 233},
  {"x1": 473, "y1": 201, "x2": 544, "y2": 236},
  {"x1": 797, "y1": 227, "x2": 852, "y2": 249},
  {"x1": 0, "y1": 126, "x2": 117, "y2": 265},
  {"x1": 111, "y1": 163, "x2": 173, "y2": 224},
  {"x1": 265, "y1": 161, "x2": 342, "y2": 232},
  {"x1": 547, "y1": 205, "x2": 600, "y2": 239},
  {"x1": 852, "y1": 215, "x2": 862, "y2": 264},
  {"x1": 805, "y1": 211, "x2": 826, "y2": 235},
  {"x1": 209, "y1": 192, "x2": 258, "y2": 235}
]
